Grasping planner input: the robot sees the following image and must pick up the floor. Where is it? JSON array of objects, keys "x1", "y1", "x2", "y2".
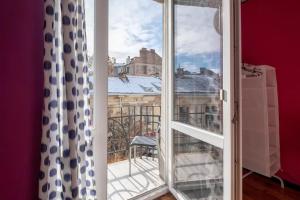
[
  {"x1": 156, "y1": 173, "x2": 300, "y2": 200},
  {"x1": 107, "y1": 157, "x2": 165, "y2": 200},
  {"x1": 243, "y1": 173, "x2": 300, "y2": 200},
  {"x1": 156, "y1": 193, "x2": 176, "y2": 200}
]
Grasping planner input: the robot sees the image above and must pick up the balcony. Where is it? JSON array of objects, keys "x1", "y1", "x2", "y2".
[
  {"x1": 107, "y1": 105, "x2": 163, "y2": 199},
  {"x1": 108, "y1": 158, "x2": 164, "y2": 200},
  {"x1": 107, "y1": 104, "x2": 221, "y2": 199}
]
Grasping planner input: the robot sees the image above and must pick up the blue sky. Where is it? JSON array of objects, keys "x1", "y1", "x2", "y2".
[{"x1": 85, "y1": 0, "x2": 221, "y2": 73}]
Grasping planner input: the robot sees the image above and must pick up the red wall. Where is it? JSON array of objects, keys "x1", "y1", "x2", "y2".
[
  {"x1": 0, "y1": 0, "x2": 44, "y2": 199},
  {"x1": 242, "y1": 0, "x2": 300, "y2": 185}
]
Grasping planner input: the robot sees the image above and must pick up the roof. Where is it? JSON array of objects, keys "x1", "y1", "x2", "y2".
[
  {"x1": 154, "y1": 0, "x2": 221, "y2": 8},
  {"x1": 89, "y1": 75, "x2": 219, "y2": 96},
  {"x1": 108, "y1": 76, "x2": 161, "y2": 95},
  {"x1": 175, "y1": 75, "x2": 219, "y2": 94}
]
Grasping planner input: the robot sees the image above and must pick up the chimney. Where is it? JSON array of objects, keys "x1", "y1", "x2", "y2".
[
  {"x1": 112, "y1": 57, "x2": 116, "y2": 64},
  {"x1": 126, "y1": 56, "x2": 131, "y2": 64},
  {"x1": 177, "y1": 67, "x2": 185, "y2": 78},
  {"x1": 200, "y1": 67, "x2": 206, "y2": 75},
  {"x1": 140, "y1": 48, "x2": 147, "y2": 59}
]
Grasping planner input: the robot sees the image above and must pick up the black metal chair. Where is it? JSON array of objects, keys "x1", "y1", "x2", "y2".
[{"x1": 129, "y1": 122, "x2": 160, "y2": 176}]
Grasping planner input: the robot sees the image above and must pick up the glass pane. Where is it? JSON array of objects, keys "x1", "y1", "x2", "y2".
[
  {"x1": 85, "y1": 0, "x2": 95, "y2": 128},
  {"x1": 107, "y1": 0, "x2": 165, "y2": 199},
  {"x1": 173, "y1": 130, "x2": 223, "y2": 199},
  {"x1": 173, "y1": 0, "x2": 223, "y2": 134}
]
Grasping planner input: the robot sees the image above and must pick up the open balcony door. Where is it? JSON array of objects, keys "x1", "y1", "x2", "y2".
[
  {"x1": 93, "y1": 0, "x2": 239, "y2": 199},
  {"x1": 164, "y1": 0, "x2": 237, "y2": 199}
]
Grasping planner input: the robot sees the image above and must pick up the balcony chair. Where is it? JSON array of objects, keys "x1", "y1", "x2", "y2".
[{"x1": 128, "y1": 122, "x2": 160, "y2": 176}]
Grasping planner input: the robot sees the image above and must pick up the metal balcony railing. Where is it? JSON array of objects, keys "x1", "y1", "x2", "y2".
[{"x1": 107, "y1": 104, "x2": 221, "y2": 163}]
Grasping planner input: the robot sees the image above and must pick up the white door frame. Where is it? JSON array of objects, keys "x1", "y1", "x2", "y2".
[
  {"x1": 94, "y1": 0, "x2": 108, "y2": 199},
  {"x1": 164, "y1": 0, "x2": 236, "y2": 199}
]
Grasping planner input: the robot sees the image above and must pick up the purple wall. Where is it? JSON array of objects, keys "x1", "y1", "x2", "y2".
[{"x1": 0, "y1": 0, "x2": 44, "y2": 199}]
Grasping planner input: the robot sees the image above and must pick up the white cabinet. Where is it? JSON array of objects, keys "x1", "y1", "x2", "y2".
[{"x1": 242, "y1": 65, "x2": 281, "y2": 177}]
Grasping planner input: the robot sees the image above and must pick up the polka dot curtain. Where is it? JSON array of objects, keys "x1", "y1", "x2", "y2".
[{"x1": 39, "y1": 0, "x2": 96, "y2": 199}]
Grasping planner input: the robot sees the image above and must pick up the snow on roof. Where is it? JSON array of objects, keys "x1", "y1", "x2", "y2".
[
  {"x1": 108, "y1": 76, "x2": 161, "y2": 95},
  {"x1": 175, "y1": 75, "x2": 219, "y2": 94},
  {"x1": 89, "y1": 75, "x2": 219, "y2": 96}
]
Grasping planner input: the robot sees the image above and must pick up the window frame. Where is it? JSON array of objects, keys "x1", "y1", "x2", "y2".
[{"x1": 93, "y1": 0, "x2": 108, "y2": 199}]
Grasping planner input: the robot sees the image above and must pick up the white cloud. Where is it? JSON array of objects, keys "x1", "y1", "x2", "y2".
[
  {"x1": 108, "y1": 0, "x2": 163, "y2": 62},
  {"x1": 85, "y1": 0, "x2": 163, "y2": 62},
  {"x1": 85, "y1": 1, "x2": 221, "y2": 61},
  {"x1": 175, "y1": 5, "x2": 221, "y2": 55}
]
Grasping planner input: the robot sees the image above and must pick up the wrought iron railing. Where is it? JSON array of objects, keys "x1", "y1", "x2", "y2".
[
  {"x1": 107, "y1": 105, "x2": 161, "y2": 162},
  {"x1": 107, "y1": 104, "x2": 221, "y2": 163}
]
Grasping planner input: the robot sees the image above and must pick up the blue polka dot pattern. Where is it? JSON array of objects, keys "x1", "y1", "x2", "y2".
[
  {"x1": 65, "y1": 72, "x2": 73, "y2": 82},
  {"x1": 44, "y1": 89, "x2": 51, "y2": 97},
  {"x1": 41, "y1": 143, "x2": 48, "y2": 153},
  {"x1": 39, "y1": 0, "x2": 96, "y2": 199},
  {"x1": 46, "y1": 6, "x2": 54, "y2": 15},
  {"x1": 68, "y1": 130, "x2": 76, "y2": 139},
  {"x1": 50, "y1": 168, "x2": 57, "y2": 177},
  {"x1": 55, "y1": 179, "x2": 62, "y2": 187},
  {"x1": 44, "y1": 61, "x2": 52, "y2": 70},
  {"x1": 42, "y1": 116, "x2": 49, "y2": 125},
  {"x1": 64, "y1": 44, "x2": 72, "y2": 53},
  {"x1": 68, "y1": 3, "x2": 75, "y2": 12},
  {"x1": 42, "y1": 183, "x2": 49, "y2": 192},
  {"x1": 62, "y1": 16, "x2": 71, "y2": 25},
  {"x1": 49, "y1": 76, "x2": 57, "y2": 85},
  {"x1": 64, "y1": 174, "x2": 71, "y2": 182},
  {"x1": 45, "y1": 33, "x2": 53, "y2": 42},
  {"x1": 63, "y1": 149, "x2": 70, "y2": 158},
  {"x1": 49, "y1": 191, "x2": 56, "y2": 199}
]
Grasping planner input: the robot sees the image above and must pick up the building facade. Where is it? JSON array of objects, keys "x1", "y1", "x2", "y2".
[
  {"x1": 108, "y1": 48, "x2": 162, "y2": 77},
  {"x1": 126, "y1": 48, "x2": 162, "y2": 76}
]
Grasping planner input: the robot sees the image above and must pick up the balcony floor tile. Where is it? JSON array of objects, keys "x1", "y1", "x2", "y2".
[{"x1": 108, "y1": 158, "x2": 165, "y2": 200}]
